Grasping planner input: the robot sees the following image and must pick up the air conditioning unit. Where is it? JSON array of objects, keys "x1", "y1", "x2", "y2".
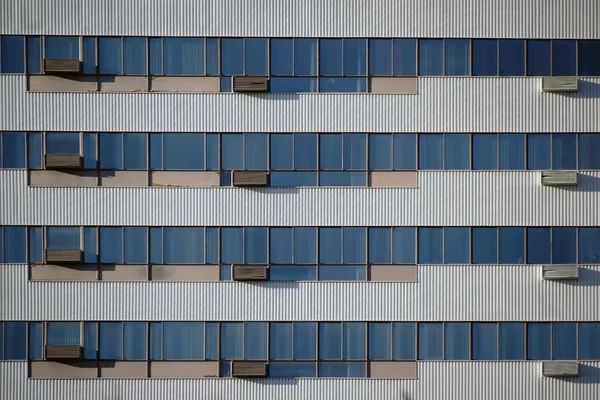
[
  {"x1": 542, "y1": 265, "x2": 579, "y2": 280},
  {"x1": 44, "y1": 154, "x2": 82, "y2": 169},
  {"x1": 45, "y1": 344, "x2": 82, "y2": 360},
  {"x1": 541, "y1": 77, "x2": 578, "y2": 93},
  {"x1": 45, "y1": 248, "x2": 82, "y2": 263},
  {"x1": 542, "y1": 361, "x2": 579, "y2": 377},
  {"x1": 232, "y1": 265, "x2": 268, "y2": 281},
  {"x1": 541, "y1": 171, "x2": 577, "y2": 187},
  {"x1": 44, "y1": 58, "x2": 81, "y2": 74},
  {"x1": 231, "y1": 361, "x2": 268, "y2": 378},
  {"x1": 232, "y1": 76, "x2": 269, "y2": 93},
  {"x1": 232, "y1": 171, "x2": 269, "y2": 187}
]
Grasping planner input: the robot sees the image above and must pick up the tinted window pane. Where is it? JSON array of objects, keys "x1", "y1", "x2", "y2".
[
  {"x1": 244, "y1": 322, "x2": 268, "y2": 360},
  {"x1": 472, "y1": 227, "x2": 498, "y2": 264},
  {"x1": 472, "y1": 323, "x2": 498, "y2": 360},
  {"x1": 221, "y1": 38, "x2": 243, "y2": 75},
  {"x1": 99, "y1": 227, "x2": 123, "y2": 263},
  {"x1": 418, "y1": 227, "x2": 443, "y2": 264},
  {"x1": 552, "y1": 227, "x2": 576, "y2": 264},
  {"x1": 149, "y1": 38, "x2": 162, "y2": 75},
  {"x1": 418, "y1": 323, "x2": 442, "y2": 360},
  {"x1": 393, "y1": 227, "x2": 416, "y2": 264},
  {"x1": 164, "y1": 322, "x2": 204, "y2": 360},
  {"x1": 150, "y1": 133, "x2": 163, "y2": 170},
  {"x1": 318, "y1": 265, "x2": 366, "y2": 281},
  {"x1": 552, "y1": 40, "x2": 576, "y2": 76},
  {"x1": 319, "y1": 77, "x2": 367, "y2": 93},
  {"x1": 221, "y1": 134, "x2": 243, "y2": 170},
  {"x1": 270, "y1": 77, "x2": 317, "y2": 93},
  {"x1": 319, "y1": 362, "x2": 365, "y2": 377},
  {"x1": 472, "y1": 39, "x2": 498, "y2": 76},
  {"x1": 270, "y1": 171, "x2": 317, "y2": 187},
  {"x1": 270, "y1": 228, "x2": 292, "y2": 264},
  {"x1": 578, "y1": 40, "x2": 600, "y2": 76},
  {"x1": 579, "y1": 227, "x2": 600, "y2": 264},
  {"x1": 270, "y1": 39, "x2": 293, "y2": 76},
  {"x1": 295, "y1": 133, "x2": 318, "y2": 170},
  {"x1": 369, "y1": 39, "x2": 392, "y2": 76},
  {"x1": 444, "y1": 227, "x2": 469, "y2": 264},
  {"x1": 343, "y1": 227, "x2": 366, "y2": 264},
  {"x1": 124, "y1": 322, "x2": 147, "y2": 360},
  {"x1": 319, "y1": 228, "x2": 342, "y2": 264},
  {"x1": 527, "y1": 323, "x2": 551, "y2": 360},
  {"x1": 295, "y1": 39, "x2": 318, "y2": 76},
  {"x1": 499, "y1": 323, "x2": 524, "y2": 360},
  {"x1": 270, "y1": 362, "x2": 317, "y2": 377},
  {"x1": 368, "y1": 323, "x2": 391, "y2": 360},
  {"x1": 99, "y1": 322, "x2": 123, "y2": 360},
  {"x1": 206, "y1": 38, "x2": 219, "y2": 75},
  {"x1": 392, "y1": 322, "x2": 416, "y2": 360},
  {"x1": 99, "y1": 37, "x2": 122, "y2": 75},
  {"x1": 295, "y1": 227, "x2": 317, "y2": 264},
  {"x1": 320, "y1": 134, "x2": 342, "y2": 170},
  {"x1": 45, "y1": 36, "x2": 78, "y2": 59},
  {"x1": 83, "y1": 133, "x2": 97, "y2": 169},
  {"x1": 245, "y1": 38, "x2": 268, "y2": 76},
  {"x1": 27, "y1": 37, "x2": 41, "y2": 74},
  {"x1": 270, "y1": 323, "x2": 292, "y2": 359},
  {"x1": 29, "y1": 227, "x2": 42, "y2": 264},
  {"x1": 552, "y1": 134, "x2": 576, "y2": 170},
  {"x1": 369, "y1": 134, "x2": 392, "y2": 169},
  {"x1": 343, "y1": 134, "x2": 366, "y2": 170},
  {"x1": 473, "y1": 134, "x2": 498, "y2": 170},
  {"x1": 84, "y1": 227, "x2": 97, "y2": 263},
  {"x1": 270, "y1": 265, "x2": 316, "y2": 281},
  {"x1": 47, "y1": 226, "x2": 80, "y2": 248},
  {"x1": 498, "y1": 227, "x2": 524, "y2": 264},
  {"x1": 1, "y1": 36, "x2": 25, "y2": 73},
  {"x1": 245, "y1": 227, "x2": 268, "y2": 264},
  {"x1": 320, "y1": 39, "x2": 343, "y2": 76},
  {"x1": 124, "y1": 227, "x2": 147, "y2": 263},
  {"x1": 220, "y1": 322, "x2": 243, "y2": 360},
  {"x1": 221, "y1": 227, "x2": 243, "y2": 264},
  {"x1": 394, "y1": 134, "x2": 417, "y2": 170},
  {"x1": 295, "y1": 322, "x2": 317, "y2": 360},
  {"x1": 527, "y1": 227, "x2": 551, "y2": 264},
  {"x1": 123, "y1": 133, "x2": 147, "y2": 169},
  {"x1": 393, "y1": 39, "x2": 417, "y2": 76},
  {"x1": 445, "y1": 39, "x2": 470, "y2": 76},
  {"x1": 4, "y1": 226, "x2": 26, "y2": 263},
  {"x1": 499, "y1": 133, "x2": 525, "y2": 170},
  {"x1": 245, "y1": 133, "x2": 268, "y2": 170},
  {"x1": 552, "y1": 323, "x2": 577, "y2": 360},
  {"x1": 3, "y1": 131, "x2": 26, "y2": 168},
  {"x1": 82, "y1": 37, "x2": 96, "y2": 75},
  {"x1": 527, "y1": 134, "x2": 551, "y2": 170},
  {"x1": 444, "y1": 323, "x2": 469, "y2": 360},
  {"x1": 164, "y1": 133, "x2": 204, "y2": 170},
  {"x1": 579, "y1": 134, "x2": 600, "y2": 169},
  {"x1": 29, "y1": 322, "x2": 43, "y2": 360},
  {"x1": 368, "y1": 228, "x2": 391, "y2": 264},
  {"x1": 47, "y1": 322, "x2": 80, "y2": 345},
  {"x1": 99, "y1": 133, "x2": 123, "y2": 169},
  {"x1": 419, "y1": 134, "x2": 443, "y2": 169},
  {"x1": 419, "y1": 39, "x2": 443, "y2": 76},
  {"x1": 343, "y1": 322, "x2": 366, "y2": 360},
  {"x1": 28, "y1": 132, "x2": 42, "y2": 169},
  {"x1": 123, "y1": 37, "x2": 147, "y2": 75},
  {"x1": 579, "y1": 323, "x2": 600, "y2": 359},
  {"x1": 499, "y1": 40, "x2": 525, "y2": 76},
  {"x1": 527, "y1": 40, "x2": 551, "y2": 76},
  {"x1": 445, "y1": 134, "x2": 470, "y2": 169},
  {"x1": 4, "y1": 322, "x2": 26, "y2": 359},
  {"x1": 46, "y1": 132, "x2": 79, "y2": 154},
  {"x1": 343, "y1": 39, "x2": 366, "y2": 76},
  {"x1": 270, "y1": 134, "x2": 293, "y2": 170},
  {"x1": 319, "y1": 323, "x2": 342, "y2": 360}
]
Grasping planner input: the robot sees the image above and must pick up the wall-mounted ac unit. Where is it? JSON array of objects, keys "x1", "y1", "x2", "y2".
[
  {"x1": 232, "y1": 76, "x2": 269, "y2": 93},
  {"x1": 541, "y1": 77, "x2": 578, "y2": 93},
  {"x1": 542, "y1": 361, "x2": 579, "y2": 377},
  {"x1": 231, "y1": 361, "x2": 268, "y2": 377},
  {"x1": 45, "y1": 344, "x2": 82, "y2": 360},
  {"x1": 44, "y1": 154, "x2": 82, "y2": 169},
  {"x1": 232, "y1": 171, "x2": 269, "y2": 187},
  {"x1": 44, "y1": 59, "x2": 81, "y2": 74},
  {"x1": 541, "y1": 171, "x2": 577, "y2": 186},
  {"x1": 232, "y1": 265, "x2": 268, "y2": 281},
  {"x1": 542, "y1": 265, "x2": 579, "y2": 280},
  {"x1": 45, "y1": 248, "x2": 82, "y2": 263}
]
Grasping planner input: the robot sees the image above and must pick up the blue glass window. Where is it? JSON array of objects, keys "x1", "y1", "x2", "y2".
[
  {"x1": 368, "y1": 323, "x2": 391, "y2": 360},
  {"x1": 498, "y1": 227, "x2": 524, "y2": 264},
  {"x1": 123, "y1": 37, "x2": 147, "y2": 75},
  {"x1": 29, "y1": 227, "x2": 42, "y2": 263},
  {"x1": 527, "y1": 227, "x2": 551, "y2": 264},
  {"x1": 4, "y1": 322, "x2": 27, "y2": 359},
  {"x1": 445, "y1": 134, "x2": 470, "y2": 169},
  {"x1": 579, "y1": 323, "x2": 600, "y2": 359},
  {"x1": 124, "y1": 227, "x2": 147, "y2": 264},
  {"x1": 393, "y1": 227, "x2": 416, "y2": 264},
  {"x1": 99, "y1": 322, "x2": 123, "y2": 360},
  {"x1": 444, "y1": 227, "x2": 469, "y2": 264},
  {"x1": 319, "y1": 362, "x2": 366, "y2": 377},
  {"x1": 83, "y1": 133, "x2": 98, "y2": 169},
  {"x1": 245, "y1": 133, "x2": 268, "y2": 170},
  {"x1": 1, "y1": 36, "x2": 25, "y2": 73},
  {"x1": 295, "y1": 133, "x2": 318, "y2": 170},
  {"x1": 552, "y1": 134, "x2": 576, "y2": 170},
  {"x1": 579, "y1": 134, "x2": 600, "y2": 169},
  {"x1": 270, "y1": 323, "x2": 292, "y2": 359},
  {"x1": 418, "y1": 323, "x2": 442, "y2": 360},
  {"x1": 445, "y1": 39, "x2": 470, "y2": 76},
  {"x1": 99, "y1": 37, "x2": 123, "y2": 75},
  {"x1": 295, "y1": 39, "x2": 318, "y2": 76},
  {"x1": 578, "y1": 227, "x2": 600, "y2": 264},
  {"x1": 270, "y1": 77, "x2": 317, "y2": 93},
  {"x1": 221, "y1": 133, "x2": 243, "y2": 170},
  {"x1": 163, "y1": 133, "x2": 204, "y2": 170},
  {"x1": 163, "y1": 227, "x2": 203, "y2": 264},
  {"x1": 343, "y1": 134, "x2": 366, "y2": 170},
  {"x1": 99, "y1": 133, "x2": 123, "y2": 169},
  {"x1": 245, "y1": 227, "x2": 267, "y2": 264},
  {"x1": 164, "y1": 322, "x2": 204, "y2": 360},
  {"x1": 123, "y1": 322, "x2": 146, "y2": 360},
  {"x1": 29, "y1": 322, "x2": 43, "y2": 360},
  {"x1": 84, "y1": 227, "x2": 97, "y2": 263},
  {"x1": 47, "y1": 226, "x2": 80, "y2": 249},
  {"x1": 472, "y1": 322, "x2": 498, "y2": 360},
  {"x1": 245, "y1": 322, "x2": 268, "y2": 360},
  {"x1": 319, "y1": 323, "x2": 342, "y2": 360},
  {"x1": 149, "y1": 38, "x2": 163, "y2": 75},
  {"x1": 295, "y1": 322, "x2": 317, "y2": 360},
  {"x1": 221, "y1": 227, "x2": 243, "y2": 264},
  {"x1": 320, "y1": 134, "x2": 342, "y2": 170},
  {"x1": 369, "y1": 134, "x2": 392, "y2": 169},
  {"x1": 149, "y1": 322, "x2": 163, "y2": 360},
  {"x1": 206, "y1": 38, "x2": 218, "y2": 76},
  {"x1": 368, "y1": 228, "x2": 391, "y2": 264},
  {"x1": 47, "y1": 322, "x2": 80, "y2": 345},
  {"x1": 270, "y1": 362, "x2": 317, "y2": 377},
  {"x1": 393, "y1": 322, "x2": 416, "y2": 360},
  {"x1": 164, "y1": 38, "x2": 204, "y2": 75},
  {"x1": 444, "y1": 323, "x2": 469, "y2": 360},
  {"x1": 295, "y1": 227, "x2": 317, "y2": 264},
  {"x1": 343, "y1": 323, "x2": 366, "y2": 360},
  {"x1": 552, "y1": 323, "x2": 577, "y2": 360},
  {"x1": 551, "y1": 40, "x2": 576, "y2": 76},
  {"x1": 27, "y1": 37, "x2": 41, "y2": 74},
  {"x1": 83, "y1": 322, "x2": 97, "y2": 359},
  {"x1": 369, "y1": 39, "x2": 392, "y2": 76},
  {"x1": 3, "y1": 132, "x2": 26, "y2": 168},
  {"x1": 221, "y1": 38, "x2": 243, "y2": 76},
  {"x1": 343, "y1": 227, "x2": 366, "y2": 264},
  {"x1": 472, "y1": 228, "x2": 498, "y2": 264},
  {"x1": 527, "y1": 134, "x2": 551, "y2": 170},
  {"x1": 320, "y1": 39, "x2": 343, "y2": 76},
  {"x1": 99, "y1": 227, "x2": 123, "y2": 264},
  {"x1": 393, "y1": 39, "x2": 417, "y2": 76},
  {"x1": 46, "y1": 132, "x2": 79, "y2": 154},
  {"x1": 419, "y1": 134, "x2": 443, "y2": 170},
  {"x1": 270, "y1": 228, "x2": 292, "y2": 264},
  {"x1": 552, "y1": 227, "x2": 576, "y2": 264},
  {"x1": 472, "y1": 39, "x2": 498, "y2": 76},
  {"x1": 270, "y1": 39, "x2": 293, "y2": 76},
  {"x1": 28, "y1": 132, "x2": 42, "y2": 169},
  {"x1": 499, "y1": 133, "x2": 525, "y2": 170},
  {"x1": 0, "y1": 229, "x2": 3, "y2": 262},
  {"x1": 150, "y1": 133, "x2": 163, "y2": 170},
  {"x1": 527, "y1": 40, "x2": 551, "y2": 76},
  {"x1": 499, "y1": 40, "x2": 525, "y2": 76},
  {"x1": 343, "y1": 39, "x2": 367, "y2": 76},
  {"x1": 123, "y1": 133, "x2": 147, "y2": 169},
  {"x1": 318, "y1": 265, "x2": 366, "y2": 281},
  {"x1": 499, "y1": 323, "x2": 524, "y2": 360},
  {"x1": 245, "y1": 38, "x2": 268, "y2": 76},
  {"x1": 394, "y1": 134, "x2": 417, "y2": 170},
  {"x1": 473, "y1": 134, "x2": 498, "y2": 170},
  {"x1": 578, "y1": 41, "x2": 600, "y2": 76},
  {"x1": 319, "y1": 228, "x2": 342, "y2": 264},
  {"x1": 270, "y1": 134, "x2": 293, "y2": 170},
  {"x1": 82, "y1": 37, "x2": 96, "y2": 75},
  {"x1": 418, "y1": 227, "x2": 443, "y2": 264},
  {"x1": 4, "y1": 226, "x2": 26, "y2": 263},
  {"x1": 527, "y1": 322, "x2": 551, "y2": 360},
  {"x1": 270, "y1": 265, "x2": 317, "y2": 281},
  {"x1": 319, "y1": 77, "x2": 367, "y2": 93},
  {"x1": 419, "y1": 39, "x2": 443, "y2": 76},
  {"x1": 45, "y1": 36, "x2": 78, "y2": 59}
]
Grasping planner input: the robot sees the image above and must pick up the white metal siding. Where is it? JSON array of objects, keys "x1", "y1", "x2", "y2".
[
  {"x1": 0, "y1": 0, "x2": 599, "y2": 38},
  {"x1": 1, "y1": 362, "x2": 600, "y2": 400},
  {"x1": 2, "y1": 77, "x2": 600, "y2": 133},
  {"x1": 1, "y1": 171, "x2": 599, "y2": 227},
  {"x1": 1, "y1": 264, "x2": 598, "y2": 321}
]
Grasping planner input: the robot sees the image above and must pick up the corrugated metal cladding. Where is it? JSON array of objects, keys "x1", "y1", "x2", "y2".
[
  {"x1": 2, "y1": 76, "x2": 600, "y2": 133},
  {"x1": 1, "y1": 264, "x2": 599, "y2": 321},
  {"x1": 0, "y1": 0, "x2": 599, "y2": 38},
  {"x1": 1, "y1": 362, "x2": 600, "y2": 400},
  {"x1": 1, "y1": 171, "x2": 599, "y2": 227}
]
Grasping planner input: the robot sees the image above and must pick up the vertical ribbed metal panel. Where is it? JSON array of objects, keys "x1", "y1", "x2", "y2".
[
  {"x1": 1, "y1": 362, "x2": 600, "y2": 400},
  {"x1": 2, "y1": 264, "x2": 599, "y2": 321},
  {"x1": 2, "y1": 77, "x2": 600, "y2": 132},
  {"x1": 2, "y1": 171, "x2": 600, "y2": 227},
  {"x1": 1, "y1": 0, "x2": 599, "y2": 38}
]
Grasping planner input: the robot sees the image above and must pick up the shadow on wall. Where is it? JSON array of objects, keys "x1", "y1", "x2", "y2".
[
  {"x1": 554, "y1": 79, "x2": 600, "y2": 99},
  {"x1": 557, "y1": 364, "x2": 600, "y2": 384},
  {"x1": 560, "y1": 267, "x2": 600, "y2": 287}
]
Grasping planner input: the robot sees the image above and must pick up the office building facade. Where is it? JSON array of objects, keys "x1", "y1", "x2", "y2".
[{"x1": 0, "y1": 0, "x2": 599, "y2": 399}]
